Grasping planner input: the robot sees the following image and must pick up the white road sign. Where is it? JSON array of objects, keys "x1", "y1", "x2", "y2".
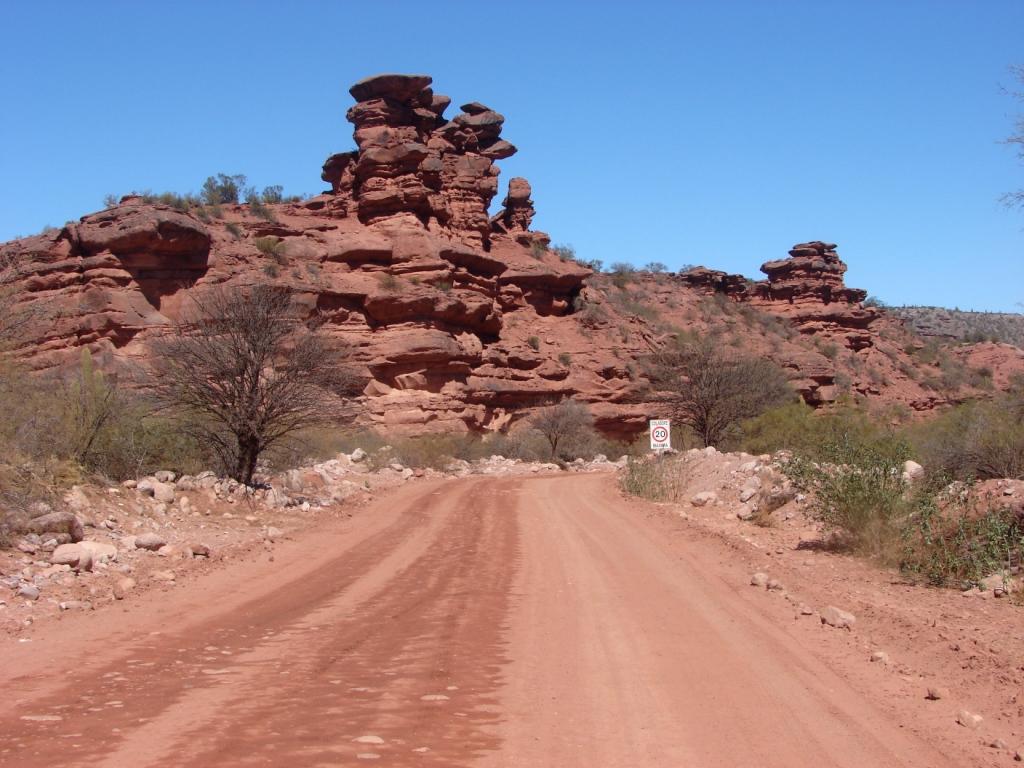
[{"x1": 649, "y1": 419, "x2": 671, "y2": 451}]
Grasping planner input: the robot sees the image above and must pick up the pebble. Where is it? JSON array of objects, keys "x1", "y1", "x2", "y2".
[
  {"x1": 420, "y1": 694, "x2": 450, "y2": 701},
  {"x1": 926, "y1": 686, "x2": 949, "y2": 701},
  {"x1": 750, "y1": 572, "x2": 769, "y2": 588},
  {"x1": 870, "y1": 651, "x2": 890, "y2": 664}
]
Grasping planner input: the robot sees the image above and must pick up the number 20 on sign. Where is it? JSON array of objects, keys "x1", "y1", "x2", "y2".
[{"x1": 649, "y1": 419, "x2": 671, "y2": 452}]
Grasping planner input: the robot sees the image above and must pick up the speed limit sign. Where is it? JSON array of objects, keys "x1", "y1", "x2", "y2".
[{"x1": 650, "y1": 419, "x2": 671, "y2": 451}]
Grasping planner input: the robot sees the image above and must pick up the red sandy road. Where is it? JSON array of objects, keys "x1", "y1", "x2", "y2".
[{"x1": 0, "y1": 473, "x2": 959, "y2": 767}]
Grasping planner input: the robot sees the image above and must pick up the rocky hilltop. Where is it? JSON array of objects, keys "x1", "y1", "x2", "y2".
[{"x1": 1, "y1": 73, "x2": 1017, "y2": 437}]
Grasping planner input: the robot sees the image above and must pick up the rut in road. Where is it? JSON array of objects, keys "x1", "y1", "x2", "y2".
[
  {"x1": 2, "y1": 477, "x2": 520, "y2": 767},
  {"x1": 2, "y1": 472, "x2": 966, "y2": 767}
]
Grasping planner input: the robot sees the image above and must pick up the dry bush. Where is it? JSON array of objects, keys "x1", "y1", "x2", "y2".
[
  {"x1": 149, "y1": 286, "x2": 359, "y2": 484},
  {"x1": 901, "y1": 494, "x2": 1024, "y2": 588},
  {"x1": 645, "y1": 338, "x2": 793, "y2": 448},
  {"x1": 784, "y1": 434, "x2": 912, "y2": 559},
  {"x1": 619, "y1": 454, "x2": 688, "y2": 502},
  {"x1": 906, "y1": 393, "x2": 1024, "y2": 482},
  {"x1": 527, "y1": 400, "x2": 596, "y2": 461}
]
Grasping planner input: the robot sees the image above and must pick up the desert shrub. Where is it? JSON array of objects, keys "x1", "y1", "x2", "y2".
[
  {"x1": 906, "y1": 396, "x2": 1024, "y2": 481},
  {"x1": 261, "y1": 185, "x2": 284, "y2": 204},
  {"x1": 643, "y1": 261, "x2": 668, "y2": 274},
  {"x1": 784, "y1": 433, "x2": 912, "y2": 558},
  {"x1": 530, "y1": 241, "x2": 546, "y2": 260},
  {"x1": 263, "y1": 264, "x2": 279, "y2": 278},
  {"x1": 0, "y1": 353, "x2": 206, "y2": 482},
  {"x1": 620, "y1": 454, "x2": 687, "y2": 501},
  {"x1": 550, "y1": 244, "x2": 575, "y2": 262},
  {"x1": 245, "y1": 188, "x2": 276, "y2": 221},
  {"x1": 609, "y1": 262, "x2": 636, "y2": 288},
  {"x1": 527, "y1": 335, "x2": 541, "y2": 351},
  {"x1": 201, "y1": 173, "x2": 247, "y2": 205},
  {"x1": 527, "y1": 399, "x2": 596, "y2": 461},
  {"x1": 607, "y1": 288, "x2": 660, "y2": 322},
  {"x1": 435, "y1": 280, "x2": 452, "y2": 293},
  {"x1": 225, "y1": 222, "x2": 243, "y2": 239},
  {"x1": 574, "y1": 296, "x2": 609, "y2": 328},
  {"x1": 254, "y1": 236, "x2": 286, "y2": 261},
  {"x1": 558, "y1": 352, "x2": 572, "y2": 367},
  {"x1": 377, "y1": 273, "x2": 399, "y2": 292},
  {"x1": 646, "y1": 338, "x2": 793, "y2": 448},
  {"x1": 900, "y1": 495, "x2": 1024, "y2": 587}
]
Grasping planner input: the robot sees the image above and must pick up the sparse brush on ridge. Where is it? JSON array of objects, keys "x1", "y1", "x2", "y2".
[{"x1": 254, "y1": 236, "x2": 286, "y2": 261}]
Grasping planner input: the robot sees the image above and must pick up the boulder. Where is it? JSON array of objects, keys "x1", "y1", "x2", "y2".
[
  {"x1": 78, "y1": 540, "x2": 118, "y2": 563},
  {"x1": 134, "y1": 532, "x2": 167, "y2": 551},
  {"x1": 51, "y1": 543, "x2": 93, "y2": 571},
  {"x1": 27, "y1": 511, "x2": 84, "y2": 543}
]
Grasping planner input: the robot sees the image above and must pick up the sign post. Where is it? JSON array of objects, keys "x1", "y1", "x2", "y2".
[{"x1": 649, "y1": 419, "x2": 671, "y2": 452}]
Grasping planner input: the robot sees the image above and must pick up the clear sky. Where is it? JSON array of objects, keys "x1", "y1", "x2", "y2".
[{"x1": 1, "y1": 1, "x2": 1022, "y2": 311}]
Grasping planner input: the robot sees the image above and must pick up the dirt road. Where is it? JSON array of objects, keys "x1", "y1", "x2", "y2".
[{"x1": 1, "y1": 473, "x2": 963, "y2": 767}]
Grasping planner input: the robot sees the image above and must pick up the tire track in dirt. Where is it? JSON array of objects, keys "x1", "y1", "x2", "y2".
[{"x1": 0, "y1": 477, "x2": 520, "y2": 767}]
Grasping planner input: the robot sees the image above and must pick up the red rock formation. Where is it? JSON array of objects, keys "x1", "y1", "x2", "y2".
[
  {"x1": 753, "y1": 241, "x2": 880, "y2": 351},
  {"x1": 1, "y1": 75, "x2": 1010, "y2": 438},
  {"x1": 316, "y1": 73, "x2": 524, "y2": 249},
  {"x1": 0, "y1": 75, "x2": 594, "y2": 435},
  {"x1": 491, "y1": 177, "x2": 535, "y2": 234}
]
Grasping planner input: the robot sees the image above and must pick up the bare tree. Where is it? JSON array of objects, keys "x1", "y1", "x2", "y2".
[
  {"x1": 528, "y1": 399, "x2": 595, "y2": 460},
  {"x1": 1003, "y1": 64, "x2": 1024, "y2": 211},
  {"x1": 149, "y1": 285, "x2": 357, "y2": 484},
  {"x1": 645, "y1": 337, "x2": 793, "y2": 448}
]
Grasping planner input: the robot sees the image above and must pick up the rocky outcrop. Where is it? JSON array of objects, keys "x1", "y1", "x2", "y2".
[
  {"x1": 492, "y1": 177, "x2": 536, "y2": 234},
  {"x1": 755, "y1": 241, "x2": 879, "y2": 350},
  {"x1": 0, "y1": 73, "x2": 594, "y2": 436},
  {"x1": 317, "y1": 73, "x2": 524, "y2": 249},
  {"x1": 0, "y1": 74, "x2": 996, "y2": 438},
  {"x1": 677, "y1": 267, "x2": 753, "y2": 298}
]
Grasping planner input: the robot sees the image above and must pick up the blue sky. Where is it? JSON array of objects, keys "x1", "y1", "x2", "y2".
[{"x1": 1, "y1": 1, "x2": 1022, "y2": 311}]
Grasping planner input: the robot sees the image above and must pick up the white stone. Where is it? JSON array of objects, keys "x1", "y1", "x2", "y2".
[
  {"x1": 820, "y1": 606, "x2": 856, "y2": 629},
  {"x1": 956, "y1": 710, "x2": 983, "y2": 729}
]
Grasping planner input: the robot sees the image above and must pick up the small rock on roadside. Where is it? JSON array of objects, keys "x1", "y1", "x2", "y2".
[
  {"x1": 820, "y1": 606, "x2": 856, "y2": 630},
  {"x1": 691, "y1": 491, "x2": 717, "y2": 507},
  {"x1": 926, "y1": 686, "x2": 949, "y2": 701},
  {"x1": 956, "y1": 710, "x2": 983, "y2": 729},
  {"x1": 112, "y1": 577, "x2": 136, "y2": 600},
  {"x1": 18, "y1": 584, "x2": 40, "y2": 601},
  {"x1": 750, "y1": 572, "x2": 769, "y2": 588},
  {"x1": 870, "y1": 651, "x2": 890, "y2": 664},
  {"x1": 134, "y1": 533, "x2": 166, "y2": 551}
]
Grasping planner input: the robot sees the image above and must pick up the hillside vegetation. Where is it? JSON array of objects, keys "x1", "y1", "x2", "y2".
[{"x1": 893, "y1": 306, "x2": 1024, "y2": 348}]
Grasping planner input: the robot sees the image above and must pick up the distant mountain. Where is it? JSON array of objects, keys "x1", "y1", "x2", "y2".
[{"x1": 892, "y1": 307, "x2": 1024, "y2": 349}]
